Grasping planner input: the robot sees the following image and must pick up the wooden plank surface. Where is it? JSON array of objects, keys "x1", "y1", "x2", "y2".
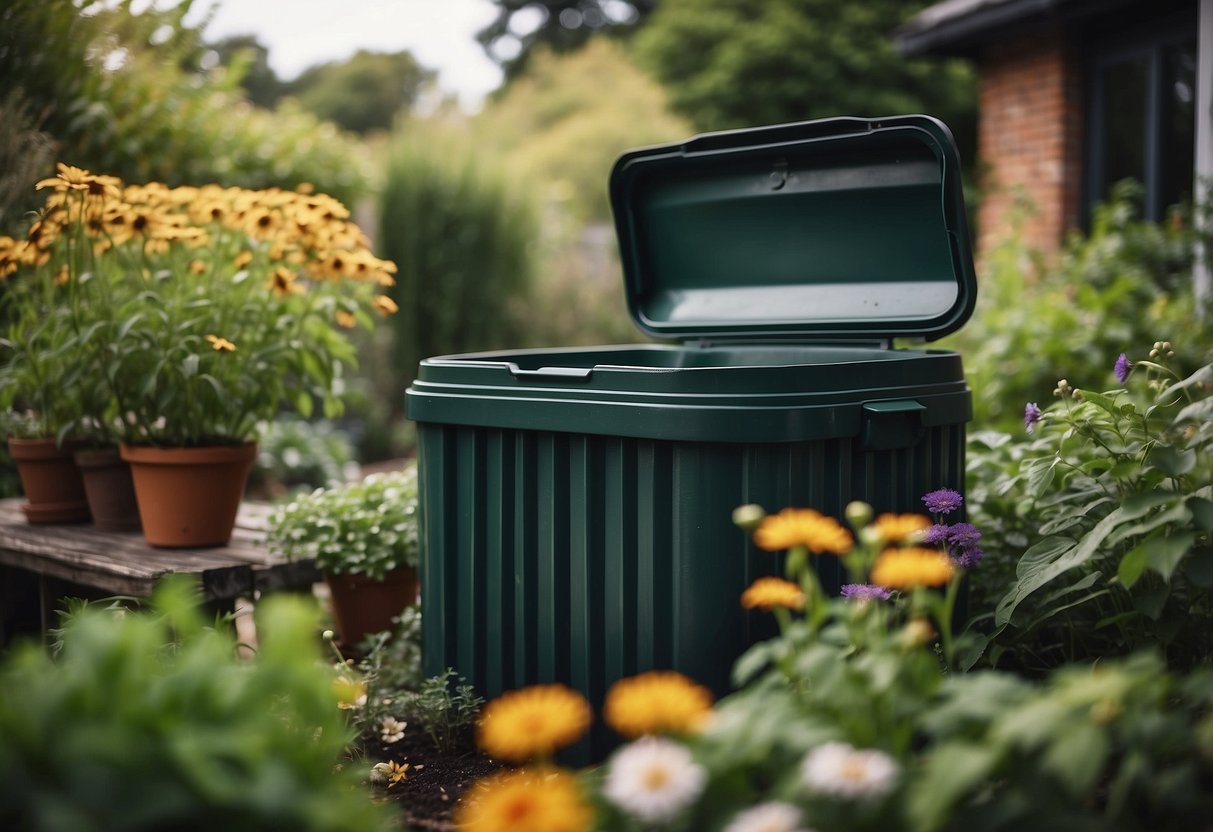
[{"x1": 0, "y1": 498, "x2": 318, "y2": 601}]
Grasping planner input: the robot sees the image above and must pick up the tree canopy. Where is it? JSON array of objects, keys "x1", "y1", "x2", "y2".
[
  {"x1": 477, "y1": 1, "x2": 656, "y2": 79},
  {"x1": 631, "y1": 0, "x2": 976, "y2": 158},
  {"x1": 284, "y1": 50, "x2": 434, "y2": 135}
]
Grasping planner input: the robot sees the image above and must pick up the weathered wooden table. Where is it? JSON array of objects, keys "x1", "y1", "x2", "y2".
[{"x1": 0, "y1": 498, "x2": 319, "y2": 641}]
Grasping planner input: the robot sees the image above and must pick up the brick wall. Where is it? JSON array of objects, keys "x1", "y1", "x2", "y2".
[{"x1": 976, "y1": 31, "x2": 1084, "y2": 264}]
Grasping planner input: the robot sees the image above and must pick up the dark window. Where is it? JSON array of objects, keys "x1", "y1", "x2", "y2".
[{"x1": 1086, "y1": 22, "x2": 1197, "y2": 221}]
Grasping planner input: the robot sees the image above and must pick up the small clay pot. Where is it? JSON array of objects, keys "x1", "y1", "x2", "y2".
[
  {"x1": 8, "y1": 437, "x2": 90, "y2": 524},
  {"x1": 74, "y1": 446, "x2": 141, "y2": 533}
]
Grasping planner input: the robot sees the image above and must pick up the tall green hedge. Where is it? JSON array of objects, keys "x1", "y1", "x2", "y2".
[{"x1": 376, "y1": 128, "x2": 538, "y2": 412}]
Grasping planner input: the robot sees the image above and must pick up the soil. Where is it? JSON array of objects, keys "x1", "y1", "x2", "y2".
[{"x1": 357, "y1": 730, "x2": 505, "y2": 830}]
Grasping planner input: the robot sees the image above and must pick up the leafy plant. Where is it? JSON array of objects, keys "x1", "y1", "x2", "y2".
[
  {"x1": 967, "y1": 347, "x2": 1213, "y2": 673},
  {"x1": 397, "y1": 668, "x2": 484, "y2": 755},
  {"x1": 266, "y1": 466, "x2": 420, "y2": 581},
  {"x1": 0, "y1": 165, "x2": 397, "y2": 446},
  {"x1": 0, "y1": 578, "x2": 396, "y2": 831},
  {"x1": 940, "y1": 183, "x2": 1212, "y2": 433}
]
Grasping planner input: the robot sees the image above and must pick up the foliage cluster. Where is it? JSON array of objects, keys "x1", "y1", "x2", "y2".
[
  {"x1": 632, "y1": 0, "x2": 976, "y2": 156},
  {"x1": 249, "y1": 418, "x2": 356, "y2": 498},
  {"x1": 966, "y1": 348, "x2": 1213, "y2": 674},
  {"x1": 375, "y1": 128, "x2": 538, "y2": 396},
  {"x1": 939, "y1": 183, "x2": 1212, "y2": 433},
  {"x1": 0, "y1": 0, "x2": 369, "y2": 231},
  {"x1": 266, "y1": 467, "x2": 420, "y2": 581},
  {"x1": 0, "y1": 166, "x2": 395, "y2": 445},
  {"x1": 0, "y1": 579, "x2": 396, "y2": 832}
]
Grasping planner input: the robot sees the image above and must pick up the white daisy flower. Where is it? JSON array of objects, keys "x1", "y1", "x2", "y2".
[
  {"x1": 603, "y1": 736, "x2": 707, "y2": 823},
  {"x1": 380, "y1": 716, "x2": 406, "y2": 744},
  {"x1": 723, "y1": 801, "x2": 811, "y2": 832},
  {"x1": 800, "y1": 741, "x2": 899, "y2": 799}
]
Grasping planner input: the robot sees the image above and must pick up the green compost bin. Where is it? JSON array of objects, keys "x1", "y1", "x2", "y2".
[{"x1": 406, "y1": 115, "x2": 977, "y2": 755}]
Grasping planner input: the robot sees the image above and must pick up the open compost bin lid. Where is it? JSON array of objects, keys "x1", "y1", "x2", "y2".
[{"x1": 609, "y1": 115, "x2": 977, "y2": 343}]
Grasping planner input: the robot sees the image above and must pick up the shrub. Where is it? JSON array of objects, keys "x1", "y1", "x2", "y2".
[
  {"x1": 0, "y1": 579, "x2": 396, "y2": 831},
  {"x1": 250, "y1": 418, "x2": 356, "y2": 498},
  {"x1": 966, "y1": 346, "x2": 1213, "y2": 673},
  {"x1": 938, "y1": 183, "x2": 1212, "y2": 433},
  {"x1": 376, "y1": 128, "x2": 537, "y2": 395}
]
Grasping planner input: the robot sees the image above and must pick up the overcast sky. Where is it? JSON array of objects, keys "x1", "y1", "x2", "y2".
[{"x1": 186, "y1": 0, "x2": 505, "y2": 111}]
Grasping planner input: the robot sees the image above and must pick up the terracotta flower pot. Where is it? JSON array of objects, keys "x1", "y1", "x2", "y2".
[
  {"x1": 120, "y1": 442, "x2": 257, "y2": 548},
  {"x1": 74, "y1": 446, "x2": 141, "y2": 533},
  {"x1": 325, "y1": 567, "x2": 419, "y2": 648},
  {"x1": 7, "y1": 437, "x2": 91, "y2": 524}
]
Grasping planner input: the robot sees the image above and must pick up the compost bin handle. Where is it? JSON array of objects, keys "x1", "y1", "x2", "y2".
[
  {"x1": 860, "y1": 400, "x2": 926, "y2": 451},
  {"x1": 507, "y1": 364, "x2": 594, "y2": 382}
]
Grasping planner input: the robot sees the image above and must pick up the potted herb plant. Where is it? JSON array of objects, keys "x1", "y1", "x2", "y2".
[
  {"x1": 1, "y1": 164, "x2": 398, "y2": 545},
  {"x1": 266, "y1": 467, "x2": 421, "y2": 648}
]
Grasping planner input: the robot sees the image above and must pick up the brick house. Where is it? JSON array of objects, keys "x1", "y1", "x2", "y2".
[{"x1": 896, "y1": 0, "x2": 1212, "y2": 298}]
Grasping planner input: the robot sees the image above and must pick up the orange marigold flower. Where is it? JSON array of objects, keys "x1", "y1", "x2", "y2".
[
  {"x1": 741, "y1": 576, "x2": 806, "y2": 612},
  {"x1": 373, "y1": 295, "x2": 398, "y2": 315},
  {"x1": 604, "y1": 671, "x2": 713, "y2": 739},
  {"x1": 335, "y1": 310, "x2": 357, "y2": 328},
  {"x1": 870, "y1": 513, "x2": 931, "y2": 544},
  {"x1": 870, "y1": 547, "x2": 955, "y2": 589},
  {"x1": 456, "y1": 768, "x2": 592, "y2": 832},
  {"x1": 205, "y1": 334, "x2": 236, "y2": 352},
  {"x1": 753, "y1": 508, "x2": 853, "y2": 555},
  {"x1": 477, "y1": 684, "x2": 592, "y2": 762}
]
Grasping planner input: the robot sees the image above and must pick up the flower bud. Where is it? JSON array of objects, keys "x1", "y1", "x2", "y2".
[
  {"x1": 1053, "y1": 379, "x2": 1070, "y2": 397},
  {"x1": 898, "y1": 618, "x2": 936, "y2": 650},
  {"x1": 732, "y1": 503, "x2": 766, "y2": 532},
  {"x1": 859, "y1": 526, "x2": 883, "y2": 547},
  {"x1": 845, "y1": 500, "x2": 873, "y2": 528},
  {"x1": 322, "y1": 629, "x2": 335, "y2": 641}
]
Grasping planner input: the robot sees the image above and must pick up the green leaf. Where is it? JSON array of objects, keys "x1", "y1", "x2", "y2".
[
  {"x1": 181, "y1": 353, "x2": 199, "y2": 379},
  {"x1": 1025, "y1": 456, "x2": 1057, "y2": 497},
  {"x1": 1190, "y1": 498, "x2": 1213, "y2": 533},
  {"x1": 1120, "y1": 492, "x2": 1175, "y2": 521},
  {"x1": 731, "y1": 640, "x2": 778, "y2": 687},
  {"x1": 1042, "y1": 721, "x2": 1109, "y2": 797},
  {"x1": 1118, "y1": 545, "x2": 1148, "y2": 589},
  {"x1": 1176, "y1": 398, "x2": 1213, "y2": 424},
  {"x1": 996, "y1": 510, "x2": 1126, "y2": 627},
  {"x1": 909, "y1": 743, "x2": 1001, "y2": 832},
  {"x1": 1147, "y1": 445, "x2": 1196, "y2": 477},
  {"x1": 1077, "y1": 389, "x2": 1124, "y2": 417},
  {"x1": 1141, "y1": 531, "x2": 1197, "y2": 582}
]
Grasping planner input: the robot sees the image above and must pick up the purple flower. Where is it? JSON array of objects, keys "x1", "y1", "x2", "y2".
[
  {"x1": 1024, "y1": 402, "x2": 1042, "y2": 434},
  {"x1": 923, "y1": 523, "x2": 951, "y2": 545},
  {"x1": 840, "y1": 583, "x2": 892, "y2": 602},
  {"x1": 955, "y1": 547, "x2": 984, "y2": 568},
  {"x1": 946, "y1": 523, "x2": 982, "y2": 550},
  {"x1": 922, "y1": 488, "x2": 963, "y2": 516},
  {"x1": 1114, "y1": 353, "x2": 1131, "y2": 384}
]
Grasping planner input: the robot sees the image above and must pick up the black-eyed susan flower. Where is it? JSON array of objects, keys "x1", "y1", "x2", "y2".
[
  {"x1": 476, "y1": 683, "x2": 591, "y2": 762},
  {"x1": 370, "y1": 759, "x2": 409, "y2": 787},
  {"x1": 869, "y1": 547, "x2": 955, "y2": 589},
  {"x1": 456, "y1": 768, "x2": 592, "y2": 832},
  {"x1": 740, "y1": 577, "x2": 806, "y2": 612},
  {"x1": 205, "y1": 335, "x2": 236, "y2": 352},
  {"x1": 35, "y1": 163, "x2": 121, "y2": 198},
  {"x1": 373, "y1": 295, "x2": 398, "y2": 316},
  {"x1": 604, "y1": 671, "x2": 713, "y2": 738},
  {"x1": 753, "y1": 507, "x2": 853, "y2": 554}
]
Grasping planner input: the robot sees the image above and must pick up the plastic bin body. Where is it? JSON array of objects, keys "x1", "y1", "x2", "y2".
[{"x1": 406, "y1": 116, "x2": 977, "y2": 757}]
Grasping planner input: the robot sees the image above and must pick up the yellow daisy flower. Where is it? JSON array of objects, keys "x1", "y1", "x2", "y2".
[
  {"x1": 870, "y1": 513, "x2": 932, "y2": 544},
  {"x1": 740, "y1": 576, "x2": 806, "y2": 611},
  {"x1": 753, "y1": 507, "x2": 853, "y2": 555},
  {"x1": 35, "y1": 163, "x2": 121, "y2": 198},
  {"x1": 456, "y1": 768, "x2": 593, "y2": 832},
  {"x1": 476, "y1": 684, "x2": 592, "y2": 762},
  {"x1": 205, "y1": 335, "x2": 236, "y2": 352},
  {"x1": 604, "y1": 671, "x2": 713, "y2": 739},
  {"x1": 373, "y1": 295, "x2": 398, "y2": 315},
  {"x1": 869, "y1": 547, "x2": 955, "y2": 589}
]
